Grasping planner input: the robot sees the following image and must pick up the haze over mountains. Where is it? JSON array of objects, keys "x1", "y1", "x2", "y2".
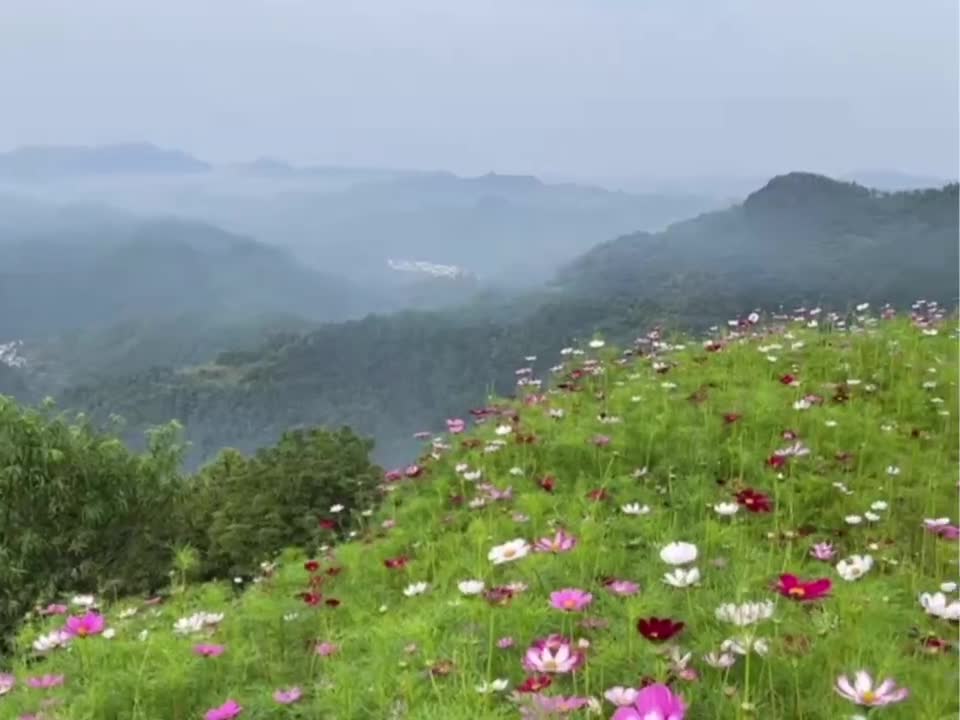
[{"x1": 2, "y1": 146, "x2": 952, "y2": 469}]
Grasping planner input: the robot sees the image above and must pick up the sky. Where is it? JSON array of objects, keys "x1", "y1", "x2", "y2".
[{"x1": 0, "y1": 0, "x2": 957, "y2": 181}]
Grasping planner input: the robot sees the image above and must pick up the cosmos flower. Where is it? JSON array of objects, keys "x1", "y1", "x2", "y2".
[
  {"x1": 659, "y1": 542, "x2": 698, "y2": 565},
  {"x1": 204, "y1": 700, "x2": 243, "y2": 720},
  {"x1": 549, "y1": 588, "x2": 593, "y2": 612},
  {"x1": 735, "y1": 489, "x2": 773, "y2": 513},
  {"x1": 836, "y1": 555, "x2": 873, "y2": 581},
  {"x1": 663, "y1": 567, "x2": 701, "y2": 588},
  {"x1": 636, "y1": 617, "x2": 685, "y2": 643},
  {"x1": 534, "y1": 530, "x2": 577, "y2": 554},
  {"x1": 488, "y1": 539, "x2": 531, "y2": 564},
  {"x1": 919, "y1": 592, "x2": 960, "y2": 621},
  {"x1": 835, "y1": 671, "x2": 908, "y2": 707},
  {"x1": 775, "y1": 574, "x2": 832, "y2": 602},
  {"x1": 522, "y1": 635, "x2": 585, "y2": 674},
  {"x1": 273, "y1": 687, "x2": 302, "y2": 704},
  {"x1": 612, "y1": 683, "x2": 686, "y2": 720},
  {"x1": 714, "y1": 601, "x2": 774, "y2": 626}
]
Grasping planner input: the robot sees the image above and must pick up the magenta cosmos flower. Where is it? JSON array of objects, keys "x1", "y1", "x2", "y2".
[
  {"x1": 550, "y1": 588, "x2": 593, "y2": 612},
  {"x1": 64, "y1": 612, "x2": 105, "y2": 637},
  {"x1": 204, "y1": 700, "x2": 243, "y2": 720},
  {"x1": 273, "y1": 687, "x2": 303, "y2": 704},
  {"x1": 612, "y1": 683, "x2": 686, "y2": 720},
  {"x1": 605, "y1": 579, "x2": 640, "y2": 596},
  {"x1": 194, "y1": 644, "x2": 226, "y2": 657}
]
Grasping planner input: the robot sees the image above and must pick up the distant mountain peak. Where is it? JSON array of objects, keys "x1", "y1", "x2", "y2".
[
  {"x1": 0, "y1": 142, "x2": 209, "y2": 178},
  {"x1": 743, "y1": 171, "x2": 871, "y2": 212}
]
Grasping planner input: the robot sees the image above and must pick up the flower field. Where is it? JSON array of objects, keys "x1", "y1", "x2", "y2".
[{"x1": 3, "y1": 303, "x2": 958, "y2": 719}]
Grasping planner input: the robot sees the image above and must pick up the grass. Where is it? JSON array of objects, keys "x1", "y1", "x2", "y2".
[{"x1": 3, "y1": 306, "x2": 958, "y2": 720}]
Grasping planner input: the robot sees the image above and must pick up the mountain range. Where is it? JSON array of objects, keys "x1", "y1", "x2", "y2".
[{"x1": 10, "y1": 171, "x2": 952, "y2": 469}]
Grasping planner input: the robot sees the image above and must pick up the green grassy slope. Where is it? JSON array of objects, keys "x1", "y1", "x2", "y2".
[{"x1": 5, "y1": 306, "x2": 958, "y2": 719}]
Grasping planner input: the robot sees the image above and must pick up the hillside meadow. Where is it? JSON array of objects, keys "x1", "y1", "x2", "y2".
[{"x1": 2, "y1": 302, "x2": 958, "y2": 719}]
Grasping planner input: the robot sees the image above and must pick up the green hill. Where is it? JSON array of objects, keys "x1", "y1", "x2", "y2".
[
  {"x1": 55, "y1": 176, "x2": 960, "y2": 469},
  {"x1": 3, "y1": 309, "x2": 957, "y2": 719}
]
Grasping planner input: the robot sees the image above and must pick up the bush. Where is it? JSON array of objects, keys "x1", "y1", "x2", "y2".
[
  {"x1": 181, "y1": 426, "x2": 383, "y2": 579},
  {"x1": 0, "y1": 398, "x2": 187, "y2": 642}
]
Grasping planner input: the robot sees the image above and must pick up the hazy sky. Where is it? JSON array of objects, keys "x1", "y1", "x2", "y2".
[{"x1": 0, "y1": 0, "x2": 957, "y2": 180}]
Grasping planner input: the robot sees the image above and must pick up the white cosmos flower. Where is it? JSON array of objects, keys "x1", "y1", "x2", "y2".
[
  {"x1": 32, "y1": 629, "x2": 72, "y2": 653},
  {"x1": 488, "y1": 539, "x2": 531, "y2": 565},
  {"x1": 845, "y1": 515, "x2": 863, "y2": 525},
  {"x1": 704, "y1": 651, "x2": 737, "y2": 668},
  {"x1": 885, "y1": 465, "x2": 900, "y2": 476},
  {"x1": 924, "y1": 517, "x2": 951, "y2": 527},
  {"x1": 329, "y1": 504, "x2": 345, "y2": 513},
  {"x1": 714, "y1": 601, "x2": 775, "y2": 627},
  {"x1": 118, "y1": 607, "x2": 139, "y2": 619},
  {"x1": 721, "y1": 636, "x2": 770, "y2": 656},
  {"x1": 919, "y1": 592, "x2": 960, "y2": 620},
  {"x1": 940, "y1": 582, "x2": 958, "y2": 593},
  {"x1": 604, "y1": 686, "x2": 639, "y2": 706},
  {"x1": 475, "y1": 678, "x2": 509, "y2": 694},
  {"x1": 70, "y1": 594, "x2": 96, "y2": 608},
  {"x1": 495, "y1": 424, "x2": 513, "y2": 436},
  {"x1": 714, "y1": 502, "x2": 739, "y2": 516},
  {"x1": 870, "y1": 501, "x2": 888, "y2": 511},
  {"x1": 621, "y1": 503, "x2": 650, "y2": 516},
  {"x1": 659, "y1": 542, "x2": 698, "y2": 565},
  {"x1": 589, "y1": 339, "x2": 605, "y2": 349},
  {"x1": 403, "y1": 582, "x2": 429, "y2": 597},
  {"x1": 173, "y1": 612, "x2": 223, "y2": 635},
  {"x1": 864, "y1": 512, "x2": 881, "y2": 522},
  {"x1": 102, "y1": 628, "x2": 116, "y2": 639},
  {"x1": 836, "y1": 555, "x2": 873, "y2": 581},
  {"x1": 458, "y1": 580, "x2": 486, "y2": 596},
  {"x1": 663, "y1": 567, "x2": 701, "y2": 588}
]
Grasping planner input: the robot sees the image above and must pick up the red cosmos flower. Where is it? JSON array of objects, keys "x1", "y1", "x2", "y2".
[
  {"x1": 517, "y1": 675, "x2": 553, "y2": 693},
  {"x1": 484, "y1": 587, "x2": 516, "y2": 606},
  {"x1": 384, "y1": 556, "x2": 409, "y2": 570},
  {"x1": 384, "y1": 469, "x2": 403, "y2": 482},
  {"x1": 301, "y1": 592, "x2": 322, "y2": 606},
  {"x1": 587, "y1": 488, "x2": 609, "y2": 502},
  {"x1": 766, "y1": 454, "x2": 787, "y2": 469},
  {"x1": 919, "y1": 636, "x2": 953, "y2": 654},
  {"x1": 304, "y1": 560, "x2": 320, "y2": 573},
  {"x1": 736, "y1": 488, "x2": 773, "y2": 513},
  {"x1": 325, "y1": 566, "x2": 342, "y2": 576},
  {"x1": 704, "y1": 341, "x2": 724, "y2": 353},
  {"x1": 318, "y1": 519, "x2": 338, "y2": 531},
  {"x1": 636, "y1": 617, "x2": 685, "y2": 643},
  {"x1": 723, "y1": 412, "x2": 742, "y2": 424},
  {"x1": 538, "y1": 476, "x2": 556, "y2": 493},
  {"x1": 775, "y1": 574, "x2": 832, "y2": 602},
  {"x1": 779, "y1": 373, "x2": 798, "y2": 386}
]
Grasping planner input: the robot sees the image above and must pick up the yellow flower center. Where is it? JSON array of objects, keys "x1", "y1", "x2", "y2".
[
  {"x1": 563, "y1": 599, "x2": 577, "y2": 609},
  {"x1": 788, "y1": 587, "x2": 806, "y2": 597},
  {"x1": 862, "y1": 691, "x2": 876, "y2": 704}
]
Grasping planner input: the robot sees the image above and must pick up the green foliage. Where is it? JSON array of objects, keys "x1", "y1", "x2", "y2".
[
  {"x1": 0, "y1": 399, "x2": 382, "y2": 644},
  {"x1": 0, "y1": 399, "x2": 186, "y2": 641},
  {"x1": 182, "y1": 427, "x2": 383, "y2": 578}
]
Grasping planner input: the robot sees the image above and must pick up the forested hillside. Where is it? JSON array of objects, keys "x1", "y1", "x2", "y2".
[{"x1": 52, "y1": 175, "x2": 959, "y2": 469}]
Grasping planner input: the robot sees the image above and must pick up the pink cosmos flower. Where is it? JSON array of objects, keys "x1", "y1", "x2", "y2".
[
  {"x1": 549, "y1": 588, "x2": 593, "y2": 612},
  {"x1": 446, "y1": 418, "x2": 466, "y2": 434},
  {"x1": 314, "y1": 642, "x2": 339, "y2": 656},
  {"x1": 64, "y1": 612, "x2": 105, "y2": 638},
  {"x1": 592, "y1": 435, "x2": 611, "y2": 447},
  {"x1": 604, "y1": 579, "x2": 640, "y2": 596},
  {"x1": 533, "y1": 529, "x2": 577, "y2": 554},
  {"x1": 40, "y1": 604, "x2": 68, "y2": 616},
  {"x1": 835, "y1": 671, "x2": 908, "y2": 707},
  {"x1": 522, "y1": 635, "x2": 585, "y2": 674},
  {"x1": 27, "y1": 675, "x2": 64, "y2": 689},
  {"x1": 193, "y1": 644, "x2": 226, "y2": 657},
  {"x1": 612, "y1": 683, "x2": 686, "y2": 719},
  {"x1": 810, "y1": 542, "x2": 837, "y2": 561},
  {"x1": 497, "y1": 636, "x2": 515, "y2": 649},
  {"x1": 0, "y1": 673, "x2": 14, "y2": 695},
  {"x1": 519, "y1": 694, "x2": 590, "y2": 718},
  {"x1": 204, "y1": 699, "x2": 243, "y2": 720},
  {"x1": 273, "y1": 687, "x2": 303, "y2": 704}
]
